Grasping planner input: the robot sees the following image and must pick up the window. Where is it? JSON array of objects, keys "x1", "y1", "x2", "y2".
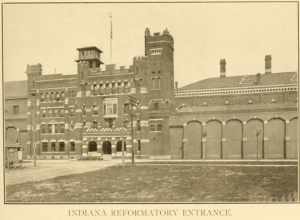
[
  {"x1": 42, "y1": 143, "x2": 48, "y2": 152},
  {"x1": 150, "y1": 48, "x2": 162, "y2": 55},
  {"x1": 51, "y1": 142, "x2": 56, "y2": 152},
  {"x1": 103, "y1": 98, "x2": 118, "y2": 117},
  {"x1": 41, "y1": 124, "x2": 47, "y2": 133},
  {"x1": 152, "y1": 77, "x2": 160, "y2": 89},
  {"x1": 137, "y1": 140, "x2": 141, "y2": 151},
  {"x1": 70, "y1": 142, "x2": 76, "y2": 152},
  {"x1": 149, "y1": 122, "x2": 163, "y2": 132},
  {"x1": 157, "y1": 124, "x2": 163, "y2": 131},
  {"x1": 60, "y1": 124, "x2": 65, "y2": 133},
  {"x1": 59, "y1": 142, "x2": 65, "y2": 152},
  {"x1": 93, "y1": 105, "x2": 98, "y2": 115},
  {"x1": 150, "y1": 124, "x2": 156, "y2": 131},
  {"x1": 92, "y1": 120, "x2": 98, "y2": 129},
  {"x1": 48, "y1": 124, "x2": 52, "y2": 133},
  {"x1": 55, "y1": 124, "x2": 59, "y2": 133},
  {"x1": 153, "y1": 102, "x2": 159, "y2": 110},
  {"x1": 12, "y1": 105, "x2": 19, "y2": 114}
]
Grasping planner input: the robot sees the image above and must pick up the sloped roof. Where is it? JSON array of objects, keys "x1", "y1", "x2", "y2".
[
  {"x1": 180, "y1": 72, "x2": 298, "y2": 90},
  {"x1": 4, "y1": 80, "x2": 27, "y2": 98}
]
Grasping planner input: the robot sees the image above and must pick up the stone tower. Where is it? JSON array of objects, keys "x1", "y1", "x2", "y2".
[{"x1": 144, "y1": 27, "x2": 175, "y2": 100}]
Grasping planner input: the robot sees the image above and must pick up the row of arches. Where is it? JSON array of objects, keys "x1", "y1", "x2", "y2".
[
  {"x1": 171, "y1": 117, "x2": 298, "y2": 159},
  {"x1": 87, "y1": 140, "x2": 127, "y2": 154}
]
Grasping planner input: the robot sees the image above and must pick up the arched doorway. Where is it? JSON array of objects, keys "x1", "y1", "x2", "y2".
[
  {"x1": 184, "y1": 121, "x2": 203, "y2": 159},
  {"x1": 265, "y1": 118, "x2": 285, "y2": 159},
  {"x1": 88, "y1": 141, "x2": 97, "y2": 152},
  {"x1": 244, "y1": 119, "x2": 264, "y2": 159},
  {"x1": 102, "y1": 141, "x2": 112, "y2": 154},
  {"x1": 223, "y1": 119, "x2": 243, "y2": 159},
  {"x1": 205, "y1": 120, "x2": 222, "y2": 159},
  {"x1": 116, "y1": 140, "x2": 126, "y2": 152}
]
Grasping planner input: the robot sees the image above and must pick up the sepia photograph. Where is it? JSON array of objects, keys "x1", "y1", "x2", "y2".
[{"x1": 2, "y1": 1, "x2": 299, "y2": 205}]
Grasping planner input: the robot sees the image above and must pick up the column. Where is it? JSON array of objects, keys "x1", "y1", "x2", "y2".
[
  {"x1": 111, "y1": 137, "x2": 116, "y2": 156},
  {"x1": 221, "y1": 121, "x2": 226, "y2": 159},
  {"x1": 82, "y1": 137, "x2": 88, "y2": 157},
  {"x1": 263, "y1": 120, "x2": 268, "y2": 159},
  {"x1": 202, "y1": 122, "x2": 206, "y2": 159},
  {"x1": 126, "y1": 136, "x2": 132, "y2": 155},
  {"x1": 97, "y1": 137, "x2": 102, "y2": 156}
]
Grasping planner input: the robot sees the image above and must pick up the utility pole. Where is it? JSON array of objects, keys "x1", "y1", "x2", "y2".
[
  {"x1": 121, "y1": 137, "x2": 125, "y2": 165},
  {"x1": 127, "y1": 94, "x2": 139, "y2": 166},
  {"x1": 130, "y1": 108, "x2": 135, "y2": 166},
  {"x1": 109, "y1": 13, "x2": 113, "y2": 64},
  {"x1": 33, "y1": 143, "x2": 37, "y2": 167}
]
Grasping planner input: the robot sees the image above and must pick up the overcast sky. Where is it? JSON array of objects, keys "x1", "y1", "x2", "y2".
[{"x1": 3, "y1": 2, "x2": 298, "y2": 87}]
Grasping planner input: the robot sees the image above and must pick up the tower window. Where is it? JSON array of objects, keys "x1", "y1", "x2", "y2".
[
  {"x1": 70, "y1": 142, "x2": 76, "y2": 152},
  {"x1": 152, "y1": 77, "x2": 160, "y2": 89},
  {"x1": 150, "y1": 48, "x2": 162, "y2": 55},
  {"x1": 12, "y1": 105, "x2": 19, "y2": 114}
]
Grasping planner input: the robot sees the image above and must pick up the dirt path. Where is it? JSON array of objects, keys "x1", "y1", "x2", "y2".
[{"x1": 5, "y1": 159, "x2": 122, "y2": 185}]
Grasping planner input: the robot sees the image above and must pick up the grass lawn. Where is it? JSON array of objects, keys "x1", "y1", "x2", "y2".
[{"x1": 5, "y1": 164, "x2": 298, "y2": 203}]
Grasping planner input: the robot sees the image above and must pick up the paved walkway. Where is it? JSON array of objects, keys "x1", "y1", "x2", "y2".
[{"x1": 5, "y1": 159, "x2": 122, "y2": 185}]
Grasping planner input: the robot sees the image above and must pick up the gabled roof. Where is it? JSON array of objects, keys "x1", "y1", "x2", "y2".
[
  {"x1": 4, "y1": 80, "x2": 27, "y2": 98},
  {"x1": 180, "y1": 72, "x2": 298, "y2": 90}
]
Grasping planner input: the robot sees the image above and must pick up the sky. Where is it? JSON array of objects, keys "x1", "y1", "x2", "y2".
[{"x1": 3, "y1": 2, "x2": 298, "y2": 87}]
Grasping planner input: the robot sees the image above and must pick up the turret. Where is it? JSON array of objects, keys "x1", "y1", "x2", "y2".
[{"x1": 76, "y1": 46, "x2": 104, "y2": 75}]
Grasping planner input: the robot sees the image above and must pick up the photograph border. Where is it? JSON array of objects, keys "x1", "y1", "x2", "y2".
[{"x1": 1, "y1": 0, "x2": 299, "y2": 205}]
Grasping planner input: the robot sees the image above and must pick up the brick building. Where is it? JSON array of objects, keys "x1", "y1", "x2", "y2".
[
  {"x1": 4, "y1": 81, "x2": 29, "y2": 157},
  {"x1": 171, "y1": 56, "x2": 298, "y2": 159},
  {"x1": 23, "y1": 28, "x2": 174, "y2": 159},
  {"x1": 4, "y1": 28, "x2": 298, "y2": 160}
]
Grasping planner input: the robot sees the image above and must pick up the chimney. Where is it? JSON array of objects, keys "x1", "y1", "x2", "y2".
[
  {"x1": 265, "y1": 55, "x2": 272, "y2": 74},
  {"x1": 220, "y1": 59, "x2": 226, "y2": 78}
]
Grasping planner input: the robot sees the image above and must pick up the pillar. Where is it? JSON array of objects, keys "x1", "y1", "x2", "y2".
[
  {"x1": 111, "y1": 137, "x2": 116, "y2": 156},
  {"x1": 202, "y1": 122, "x2": 206, "y2": 159},
  {"x1": 97, "y1": 138, "x2": 102, "y2": 155},
  {"x1": 126, "y1": 136, "x2": 132, "y2": 154},
  {"x1": 82, "y1": 137, "x2": 88, "y2": 157}
]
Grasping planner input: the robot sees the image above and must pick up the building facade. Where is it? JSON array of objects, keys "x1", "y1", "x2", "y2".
[
  {"x1": 4, "y1": 81, "x2": 29, "y2": 157},
  {"x1": 170, "y1": 56, "x2": 298, "y2": 159},
  {"x1": 24, "y1": 28, "x2": 174, "y2": 159},
  {"x1": 4, "y1": 28, "x2": 298, "y2": 160}
]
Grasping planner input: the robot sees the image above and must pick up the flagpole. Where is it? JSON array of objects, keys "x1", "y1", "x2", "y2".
[{"x1": 109, "y1": 13, "x2": 112, "y2": 64}]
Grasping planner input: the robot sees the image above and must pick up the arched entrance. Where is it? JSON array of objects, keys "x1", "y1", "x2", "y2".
[
  {"x1": 265, "y1": 118, "x2": 285, "y2": 159},
  {"x1": 244, "y1": 119, "x2": 264, "y2": 159},
  {"x1": 205, "y1": 120, "x2": 222, "y2": 159},
  {"x1": 116, "y1": 140, "x2": 126, "y2": 152},
  {"x1": 184, "y1": 121, "x2": 203, "y2": 159},
  {"x1": 102, "y1": 141, "x2": 112, "y2": 154},
  {"x1": 223, "y1": 119, "x2": 243, "y2": 159},
  {"x1": 88, "y1": 141, "x2": 97, "y2": 152}
]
